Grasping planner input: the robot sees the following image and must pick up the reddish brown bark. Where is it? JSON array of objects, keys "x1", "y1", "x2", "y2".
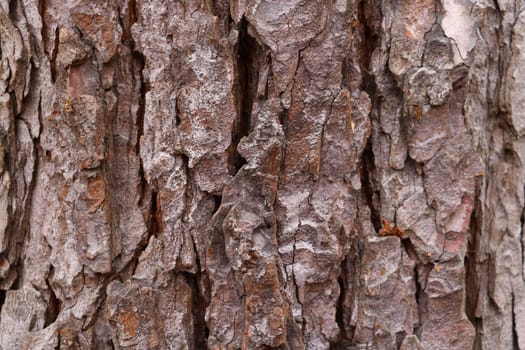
[{"x1": 0, "y1": 1, "x2": 524, "y2": 349}]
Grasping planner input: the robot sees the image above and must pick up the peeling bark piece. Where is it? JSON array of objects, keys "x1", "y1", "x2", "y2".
[{"x1": 441, "y1": 0, "x2": 476, "y2": 62}]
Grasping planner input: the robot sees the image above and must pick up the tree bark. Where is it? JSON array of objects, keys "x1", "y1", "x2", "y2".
[{"x1": 0, "y1": 0, "x2": 524, "y2": 349}]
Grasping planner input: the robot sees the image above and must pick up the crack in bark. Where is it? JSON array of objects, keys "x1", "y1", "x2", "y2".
[
  {"x1": 147, "y1": 189, "x2": 161, "y2": 238},
  {"x1": 465, "y1": 179, "x2": 483, "y2": 347},
  {"x1": 334, "y1": 257, "x2": 347, "y2": 346},
  {"x1": 181, "y1": 271, "x2": 209, "y2": 350},
  {"x1": 230, "y1": 17, "x2": 259, "y2": 175},
  {"x1": 414, "y1": 263, "x2": 432, "y2": 337},
  {"x1": 360, "y1": 142, "x2": 381, "y2": 233},
  {"x1": 44, "y1": 270, "x2": 60, "y2": 327},
  {"x1": 357, "y1": 0, "x2": 381, "y2": 234},
  {"x1": 512, "y1": 292, "x2": 519, "y2": 350},
  {"x1": 9, "y1": 0, "x2": 20, "y2": 20},
  {"x1": 133, "y1": 50, "x2": 148, "y2": 220}
]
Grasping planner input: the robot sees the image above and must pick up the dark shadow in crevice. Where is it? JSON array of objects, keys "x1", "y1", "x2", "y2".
[
  {"x1": 132, "y1": 49, "x2": 150, "y2": 213},
  {"x1": 511, "y1": 292, "x2": 518, "y2": 349},
  {"x1": 182, "y1": 271, "x2": 209, "y2": 349},
  {"x1": 0, "y1": 289, "x2": 5, "y2": 314},
  {"x1": 44, "y1": 267, "x2": 60, "y2": 327},
  {"x1": 465, "y1": 179, "x2": 484, "y2": 349},
  {"x1": 330, "y1": 249, "x2": 358, "y2": 350},
  {"x1": 148, "y1": 189, "x2": 162, "y2": 238},
  {"x1": 133, "y1": 51, "x2": 147, "y2": 158},
  {"x1": 9, "y1": 0, "x2": 19, "y2": 21},
  {"x1": 229, "y1": 17, "x2": 261, "y2": 175},
  {"x1": 128, "y1": 0, "x2": 149, "y2": 206},
  {"x1": 402, "y1": 238, "x2": 427, "y2": 336},
  {"x1": 402, "y1": 235, "x2": 418, "y2": 260},
  {"x1": 360, "y1": 141, "x2": 381, "y2": 232},
  {"x1": 175, "y1": 98, "x2": 182, "y2": 126},
  {"x1": 358, "y1": 0, "x2": 379, "y2": 95},
  {"x1": 333, "y1": 257, "x2": 347, "y2": 347},
  {"x1": 212, "y1": 194, "x2": 222, "y2": 214},
  {"x1": 356, "y1": 0, "x2": 382, "y2": 233},
  {"x1": 413, "y1": 263, "x2": 432, "y2": 337}
]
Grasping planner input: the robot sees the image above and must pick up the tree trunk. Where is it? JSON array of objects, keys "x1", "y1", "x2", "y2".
[{"x1": 0, "y1": 0, "x2": 524, "y2": 349}]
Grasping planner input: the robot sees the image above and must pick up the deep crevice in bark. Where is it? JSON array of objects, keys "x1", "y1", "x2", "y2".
[
  {"x1": 175, "y1": 98, "x2": 181, "y2": 126},
  {"x1": 278, "y1": 107, "x2": 288, "y2": 130},
  {"x1": 395, "y1": 331, "x2": 408, "y2": 348},
  {"x1": 465, "y1": 179, "x2": 483, "y2": 349},
  {"x1": 360, "y1": 142, "x2": 381, "y2": 232},
  {"x1": 50, "y1": 24, "x2": 60, "y2": 83},
  {"x1": 519, "y1": 200, "x2": 525, "y2": 280},
  {"x1": 512, "y1": 293, "x2": 519, "y2": 350},
  {"x1": 358, "y1": 1, "x2": 379, "y2": 96},
  {"x1": 44, "y1": 274, "x2": 60, "y2": 327},
  {"x1": 148, "y1": 190, "x2": 161, "y2": 237},
  {"x1": 357, "y1": 0, "x2": 381, "y2": 234},
  {"x1": 212, "y1": 194, "x2": 222, "y2": 212},
  {"x1": 230, "y1": 17, "x2": 259, "y2": 175},
  {"x1": 414, "y1": 264, "x2": 432, "y2": 336},
  {"x1": 133, "y1": 50, "x2": 148, "y2": 208},
  {"x1": 133, "y1": 51, "x2": 146, "y2": 156},
  {"x1": 0, "y1": 289, "x2": 5, "y2": 315},
  {"x1": 38, "y1": 0, "x2": 49, "y2": 53},
  {"x1": 9, "y1": 0, "x2": 19, "y2": 21},
  {"x1": 128, "y1": 0, "x2": 147, "y2": 210},
  {"x1": 402, "y1": 237, "x2": 418, "y2": 260},
  {"x1": 403, "y1": 237, "x2": 425, "y2": 335},
  {"x1": 182, "y1": 271, "x2": 209, "y2": 350},
  {"x1": 332, "y1": 256, "x2": 348, "y2": 348}
]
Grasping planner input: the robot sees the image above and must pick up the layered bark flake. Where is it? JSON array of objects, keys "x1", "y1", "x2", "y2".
[{"x1": 0, "y1": 0, "x2": 524, "y2": 350}]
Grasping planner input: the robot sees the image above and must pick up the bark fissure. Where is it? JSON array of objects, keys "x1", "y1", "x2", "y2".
[
  {"x1": 148, "y1": 189, "x2": 161, "y2": 238},
  {"x1": 465, "y1": 183, "x2": 482, "y2": 326},
  {"x1": 134, "y1": 50, "x2": 147, "y2": 206},
  {"x1": 334, "y1": 257, "x2": 347, "y2": 346},
  {"x1": 360, "y1": 142, "x2": 380, "y2": 232},
  {"x1": 512, "y1": 292, "x2": 519, "y2": 350},
  {"x1": 413, "y1": 263, "x2": 428, "y2": 336},
  {"x1": 0, "y1": 290, "x2": 5, "y2": 316},
  {"x1": 230, "y1": 17, "x2": 258, "y2": 174},
  {"x1": 181, "y1": 271, "x2": 209, "y2": 350},
  {"x1": 44, "y1": 275, "x2": 59, "y2": 327}
]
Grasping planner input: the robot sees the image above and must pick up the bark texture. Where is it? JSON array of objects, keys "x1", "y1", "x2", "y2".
[{"x1": 0, "y1": 0, "x2": 524, "y2": 349}]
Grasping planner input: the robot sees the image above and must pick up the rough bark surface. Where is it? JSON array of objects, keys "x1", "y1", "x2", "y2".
[{"x1": 0, "y1": 0, "x2": 524, "y2": 349}]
